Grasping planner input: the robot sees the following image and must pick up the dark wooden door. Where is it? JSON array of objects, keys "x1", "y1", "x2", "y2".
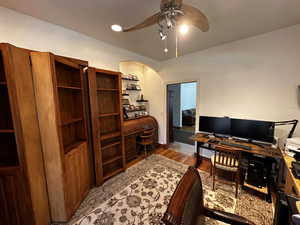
[{"x1": 167, "y1": 90, "x2": 174, "y2": 143}]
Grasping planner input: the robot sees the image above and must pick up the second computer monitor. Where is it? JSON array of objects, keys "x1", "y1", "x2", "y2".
[
  {"x1": 199, "y1": 116, "x2": 231, "y2": 135},
  {"x1": 231, "y1": 118, "x2": 274, "y2": 143}
]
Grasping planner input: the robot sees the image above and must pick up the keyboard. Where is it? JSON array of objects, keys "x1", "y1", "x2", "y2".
[{"x1": 219, "y1": 141, "x2": 252, "y2": 150}]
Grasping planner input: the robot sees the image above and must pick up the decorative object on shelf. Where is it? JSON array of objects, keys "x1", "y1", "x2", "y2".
[
  {"x1": 126, "y1": 83, "x2": 141, "y2": 90},
  {"x1": 122, "y1": 98, "x2": 130, "y2": 105},
  {"x1": 113, "y1": 0, "x2": 209, "y2": 57},
  {"x1": 121, "y1": 74, "x2": 139, "y2": 81},
  {"x1": 137, "y1": 94, "x2": 149, "y2": 102},
  {"x1": 123, "y1": 107, "x2": 129, "y2": 120},
  {"x1": 121, "y1": 73, "x2": 149, "y2": 121},
  {"x1": 122, "y1": 90, "x2": 129, "y2": 96},
  {"x1": 135, "y1": 84, "x2": 141, "y2": 90}
]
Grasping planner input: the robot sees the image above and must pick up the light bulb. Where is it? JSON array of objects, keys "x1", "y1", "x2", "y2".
[
  {"x1": 164, "y1": 48, "x2": 169, "y2": 53},
  {"x1": 159, "y1": 31, "x2": 167, "y2": 40},
  {"x1": 179, "y1": 24, "x2": 189, "y2": 35},
  {"x1": 111, "y1": 24, "x2": 123, "y2": 32}
]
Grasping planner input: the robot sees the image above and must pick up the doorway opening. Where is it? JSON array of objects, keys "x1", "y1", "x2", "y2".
[{"x1": 167, "y1": 82, "x2": 197, "y2": 155}]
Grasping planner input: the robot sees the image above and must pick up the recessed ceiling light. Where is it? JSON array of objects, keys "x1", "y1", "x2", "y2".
[
  {"x1": 111, "y1": 24, "x2": 123, "y2": 32},
  {"x1": 179, "y1": 24, "x2": 189, "y2": 35},
  {"x1": 164, "y1": 48, "x2": 169, "y2": 53}
]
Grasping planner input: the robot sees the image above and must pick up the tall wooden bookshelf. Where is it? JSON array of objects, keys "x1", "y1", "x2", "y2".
[
  {"x1": 30, "y1": 52, "x2": 91, "y2": 222},
  {"x1": 88, "y1": 68, "x2": 125, "y2": 186},
  {"x1": 0, "y1": 44, "x2": 50, "y2": 225}
]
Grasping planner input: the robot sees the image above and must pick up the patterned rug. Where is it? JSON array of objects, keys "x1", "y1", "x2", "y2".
[{"x1": 62, "y1": 154, "x2": 273, "y2": 225}]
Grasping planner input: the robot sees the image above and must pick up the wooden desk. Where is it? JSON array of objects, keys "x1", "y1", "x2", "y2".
[
  {"x1": 191, "y1": 133, "x2": 282, "y2": 167},
  {"x1": 123, "y1": 116, "x2": 158, "y2": 164},
  {"x1": 283, "y1": 155, "x2": 300, "y2": 197},
  {"x1": 191, "y1": 133, "x2": 282, "y2": 202}
]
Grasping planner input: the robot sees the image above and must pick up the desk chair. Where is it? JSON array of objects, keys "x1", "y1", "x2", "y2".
[
  {"x1": 137, "y1": 128, "x2": 155, "y2": 157},
  {"x1": 211, "y1": 146, "x2": 241, "y2": 198},
  {"x1": 163, "y1": 166, "x2": 255, "y2": 225}
]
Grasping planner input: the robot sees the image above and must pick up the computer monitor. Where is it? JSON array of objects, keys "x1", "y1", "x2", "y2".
[
  {"x1": 231, "y1": 118, "x2": 274, "y2": 143},
  {"x1": 199, "y1": 116, "x2": 231, "y2": 135}
]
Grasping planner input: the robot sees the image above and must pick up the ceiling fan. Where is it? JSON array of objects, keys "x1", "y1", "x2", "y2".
[
  {"x1": 122, "y1": 0, "x2": 209, "y2": 34},
  {"x1": 111, "y1": 0, "x2": 209, "y2": 56}
]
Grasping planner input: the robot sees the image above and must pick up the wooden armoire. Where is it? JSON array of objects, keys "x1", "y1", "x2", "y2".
[
  {"x1": 88, "y1": 68, "x2": 126, "y2": 186},
  {"x1": 0, "y1": 43, "x2": 50, "y2": 225},
  {"x1": 30, "y1": 52, "x2": 91, "y2": 222}
]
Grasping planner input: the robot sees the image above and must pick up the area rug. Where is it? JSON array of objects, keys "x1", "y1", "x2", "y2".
[{"x1": 62, "y1": 154, "x2": 273, "y2": 225}]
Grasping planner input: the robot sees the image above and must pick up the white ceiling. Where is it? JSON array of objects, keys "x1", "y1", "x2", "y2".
[{"x1": 1, "y1": 0, "x2": 300, "y2": 61}]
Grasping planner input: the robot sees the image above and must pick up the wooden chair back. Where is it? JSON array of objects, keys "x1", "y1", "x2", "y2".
[
  {"x1": 139, "y1": 128, "x2": 155, "y2": 143},
  {"x1": 213, "y1": 146, "x2": 241, "y2": 169},
  {"x1": 163, "y1": 166, "x2": 204, "y2": 225},
  {"x1": 140, "y1": 128, "x2": 155, "y2": 138}
]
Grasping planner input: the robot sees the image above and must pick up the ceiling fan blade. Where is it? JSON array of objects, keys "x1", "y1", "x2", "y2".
[
  {"x1": 180, "y1": 4, "x2": 209, "y2": 32},
  {"x1": 123, "y1": 12, "x2": 160, "y2": 32}
]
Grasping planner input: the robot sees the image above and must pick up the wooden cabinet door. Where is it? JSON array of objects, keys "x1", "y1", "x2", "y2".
[
  {"x1": 64, "y1": 142, "x2": 90, "y2": 217},
  {"x1": 125, "y1": 134, "x2": 138, "y2": 163},
  {"x1": 0, "y1": 167, "x2": 34, "y2": 225}
]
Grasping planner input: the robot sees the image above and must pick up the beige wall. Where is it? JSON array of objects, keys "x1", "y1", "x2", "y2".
[
  {"x1": 159, "y1": 24, "x2": 300, "y2": 144},
  {"x1": 0, "y1": 7, "x2": 159, "y2": 71}
]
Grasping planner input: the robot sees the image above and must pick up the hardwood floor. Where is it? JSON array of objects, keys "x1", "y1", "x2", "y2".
[{"x1": 126, "y1": 146, "x2": 211, "y2": 173}]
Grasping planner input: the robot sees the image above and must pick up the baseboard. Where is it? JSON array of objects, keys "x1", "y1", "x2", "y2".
[{"x1": 158, "y1": 144, "x2": 169, "y2": 149}]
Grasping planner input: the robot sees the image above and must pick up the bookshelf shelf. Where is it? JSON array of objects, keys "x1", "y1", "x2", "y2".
[
  {"x1": 97, "y1": 88, "x2": 119, "y2": 92},
  {"x1": 61, "y1": 118, "x2": 83, "y2": 126},
  {"x1": 0, "y1": 129, "x2": 14, "y2": 133},
  {"x1": 57, "y1": 85, "x2": 82, "y2": 90},
  {"x1": 126, "y1": 88, "x2": 141, "y2": 91},
  {"x1": 100, "y1": 131, "x2": 121, "y2": 141},
  {"x1": 64, "y1": 140, "x2": 86, "y2": 153},
  {"x1": 122, "y1": 78, "x2": 139, "y2": 81},
  {"x1": 103, "y1": 168, "x2": 123, "y2": 180},
  {"x1": 99, "y1": 112, "x2": 120, "y2": 117},
  {"x1": 103, "y1": 156, "x2": 122, "y2": 166},
  {"x1": 101, "y1": 141, "x2": 120, "y2": 150}
]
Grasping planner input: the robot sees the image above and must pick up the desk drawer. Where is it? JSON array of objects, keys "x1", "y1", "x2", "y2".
[{"x1": 125, "y1": 134, "x2": 138, "y2": 163}]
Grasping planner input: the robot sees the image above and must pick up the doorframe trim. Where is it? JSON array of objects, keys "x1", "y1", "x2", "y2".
[{"x1": 165, "y1": 80, "x2": 199, "y2": 146}]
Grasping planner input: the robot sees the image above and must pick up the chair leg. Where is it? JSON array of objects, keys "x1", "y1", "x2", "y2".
[
  {"x1": 235, "y1": 172, "x2": 239, "y2": 198},
  {"x1": 212, "y1": 167, "x2": 215, "y2": 191},
  {"x1": 144, "y1": 145, "x2": 147, "y2": 158}
]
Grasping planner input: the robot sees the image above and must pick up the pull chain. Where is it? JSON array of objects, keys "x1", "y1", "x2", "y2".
[{"x1": 176, "y1": 28, "x2": 178, "y2": 58}]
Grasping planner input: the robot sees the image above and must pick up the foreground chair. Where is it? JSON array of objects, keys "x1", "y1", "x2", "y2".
[{"x1": 163, "y1": 166, "x2": 255, "y2": 225}]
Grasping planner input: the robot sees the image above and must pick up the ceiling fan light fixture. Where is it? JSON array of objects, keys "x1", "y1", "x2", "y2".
[
  {"x1": 159, "y1": 30, "x2": 167, "y2": 40},
  {"x1": 111, "y1": 24, "x2": 123, "y2": 32},
  {"x1": 179, "y1": 24, "x2": 189, "y2": 35}
]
